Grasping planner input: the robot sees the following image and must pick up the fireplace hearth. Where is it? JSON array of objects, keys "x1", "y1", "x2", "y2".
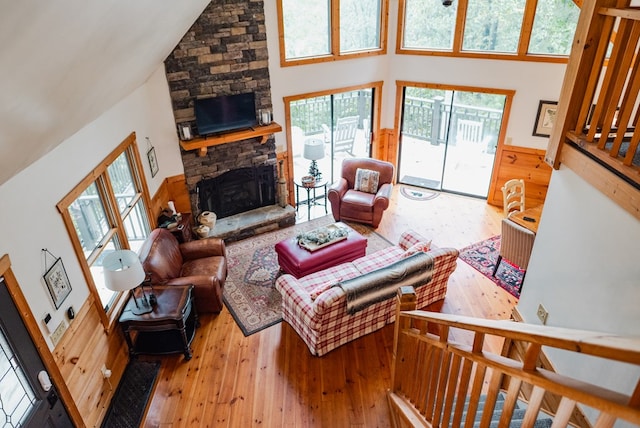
[{"x1": 197, "y1": 165, "x2": 276, "y2": 219}]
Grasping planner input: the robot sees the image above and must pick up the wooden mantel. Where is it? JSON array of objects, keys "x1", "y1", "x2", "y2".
[{"x1": 179, "y1": 122, "x2": 282, "y2": 157}]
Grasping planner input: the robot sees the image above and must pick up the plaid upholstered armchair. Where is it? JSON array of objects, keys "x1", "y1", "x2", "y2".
[{"x1": 492, "y1": 218, "x2": 536, "y2": 292}]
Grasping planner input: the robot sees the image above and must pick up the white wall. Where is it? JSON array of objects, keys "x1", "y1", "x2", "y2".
[
  {"x1": 0, "y1": 65, "x2": 184, "y2": 348},
  {"x1": 518, "y1": 167, "x2": 640, "y2": 403},
  {"x1": 263, "y1": 0, "x2": 566, "y2": 153}
]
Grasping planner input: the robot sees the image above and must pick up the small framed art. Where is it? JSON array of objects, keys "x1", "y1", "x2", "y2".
[
  {"x1": 43, "y1": 257, "x2": 72, "y2": 309},
  {"x1": 147, "y1": 147, "x2": 159, "y2": 177},
  {"x1": 533, "y1": 100, "x2": 558, "y2": 138}
]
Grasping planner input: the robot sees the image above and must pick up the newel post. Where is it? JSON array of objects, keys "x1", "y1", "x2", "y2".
[{"x1": 390, "y1": 286, "x2": 417, "y2": 390}]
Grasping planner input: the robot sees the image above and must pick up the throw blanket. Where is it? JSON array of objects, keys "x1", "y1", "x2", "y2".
[{"x1": 339, "y1": 252, "x2": 434, "y2": 315}]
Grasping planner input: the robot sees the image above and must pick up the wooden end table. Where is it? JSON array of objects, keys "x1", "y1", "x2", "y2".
[{"x1": 118, "y1": 285, "x2": 198, "y2": 361}]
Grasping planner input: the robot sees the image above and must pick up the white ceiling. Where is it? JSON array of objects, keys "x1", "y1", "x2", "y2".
[{"x1": 0, "y1": 0, "x2": 210, "y2": 185}]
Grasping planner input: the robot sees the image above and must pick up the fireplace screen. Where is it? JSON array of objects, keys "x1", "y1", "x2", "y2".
[{"x1": 197, "y1": 165, "x2": 276, "y2": 219}]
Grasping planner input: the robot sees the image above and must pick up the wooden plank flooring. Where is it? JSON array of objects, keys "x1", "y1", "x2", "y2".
[{"x1": 142, "y1": 186, "x2": 516, "y2": 427}]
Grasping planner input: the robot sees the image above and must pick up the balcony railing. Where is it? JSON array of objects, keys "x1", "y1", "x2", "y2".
[
  {"x1": 290, "y1": 93, "x2": 503, "y2": 153},
  {"x1": 547, "y1": 0, "x2": 640, "y2": 220}
]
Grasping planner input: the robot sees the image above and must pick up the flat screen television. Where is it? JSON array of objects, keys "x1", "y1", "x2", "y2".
[{"x1": 194, "y1": 93, "x2": 257, "y2": 136}]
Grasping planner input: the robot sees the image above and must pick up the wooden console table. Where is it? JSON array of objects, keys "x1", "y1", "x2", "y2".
[
  {"x1": 180, "y1": 122, "x2": 282, "y2": 157},
  {"x1": 118, "y1": 285, "x2": 198, "y2": 361}
]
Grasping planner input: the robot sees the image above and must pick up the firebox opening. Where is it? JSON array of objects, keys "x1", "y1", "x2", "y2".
[{"x1": 197, "y1": 165, "x2": 276, "y2": 219}]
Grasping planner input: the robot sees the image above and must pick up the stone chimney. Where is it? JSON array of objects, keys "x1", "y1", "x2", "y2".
[{"x1": 164, "y1": 0, "x2": 275, "y2": 215}]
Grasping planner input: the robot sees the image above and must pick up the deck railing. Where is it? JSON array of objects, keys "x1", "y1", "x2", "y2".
[{"x1": 388, "y1": 287, "x2": 640, "y2": 428}]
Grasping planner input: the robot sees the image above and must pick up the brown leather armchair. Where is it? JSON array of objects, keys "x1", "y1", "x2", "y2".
[
  {"x1": 327, "y1": 158, "x2": 394, "y2": 228},
  {"x1": 138, "y1": 228, "x2": 227, "y2": 313}
]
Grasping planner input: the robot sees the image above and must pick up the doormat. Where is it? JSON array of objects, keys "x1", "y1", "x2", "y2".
[
  {"x1": 458, "y1": 235, "x2": 523, "y2": 298},
  {"x1": 101, "y1": 360, "x2": 160, "y2": 428},
  {"x1": 400, "y1": 175, "x2": 441, "y2": 189},
  {"x1": 400, "y1": 185, "x2": 439, "y2": 201},
  {"x1": 223, "y1": 216, "x2": 393, "y2": 336}
]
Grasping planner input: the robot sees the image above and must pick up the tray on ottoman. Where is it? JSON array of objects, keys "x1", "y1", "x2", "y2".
[
  {"x1": 297, "y1": 223, "x2": 348, "y2": 252},
  {"x1": 275, "y1": 222, "x2": 367, "y2": 278}
]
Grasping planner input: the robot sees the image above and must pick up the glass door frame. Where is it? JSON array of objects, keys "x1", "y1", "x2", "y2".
[
  {"x1": 284, "y1": 81, "x2": 383, "y2": 208},
  {"x1": 394, "y1": 80, "x2": 515, "y2": 198}
]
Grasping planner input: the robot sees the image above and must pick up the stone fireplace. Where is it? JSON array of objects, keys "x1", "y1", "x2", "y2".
[{"x1": 163, "y1": 0, "x2": 295, "y2": 240}]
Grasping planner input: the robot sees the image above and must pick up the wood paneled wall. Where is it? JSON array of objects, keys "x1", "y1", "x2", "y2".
[
  {"x1": 52, "y1": 295, "x2": 129, "y2": 426},
  {"x1": 487, "y1": 145, "x2": 552, "y2": 209},
  {"x1": 43, "y1": 175, "x2": 193, "y2": 427},
  {"x1": 149, "y1": 174, "x2": 191, "y2": 227}
]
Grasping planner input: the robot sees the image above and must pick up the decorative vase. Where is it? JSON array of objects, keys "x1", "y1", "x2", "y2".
[
  {"x1": 195, "y1": 225, "x2": 210, "y2": 239},
  {"x1": 198, "y1": 211, "x2": 216, "y2": 229},
  {"x1": 278, "y1": 160, "x2": 288, "y2": 207}
]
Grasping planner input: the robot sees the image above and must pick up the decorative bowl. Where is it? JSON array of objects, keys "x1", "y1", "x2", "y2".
[{"x1": 301, "y1": 175, "x2": 316, "y2": 188}]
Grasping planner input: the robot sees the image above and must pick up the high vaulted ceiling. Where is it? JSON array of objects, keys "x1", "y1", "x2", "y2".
[{"x1": 0, "y1": 0, "x2": 210, "y2": 186}]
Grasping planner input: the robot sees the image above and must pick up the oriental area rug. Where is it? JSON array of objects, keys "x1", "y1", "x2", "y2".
[
  {"x1": 458, "y1": 235, "x2": 524, "y2": 298},
  {"x1": 223, "y1": 216, "x2": 393, "y2": 336}
]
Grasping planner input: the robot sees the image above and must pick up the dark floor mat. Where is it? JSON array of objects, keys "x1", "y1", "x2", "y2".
[
  {"x1": 400, "y1": 175, "x2": 441, "y2": 189},
  {"x1": 101, "y1": 360, "x2": 161, "y2": 428}
]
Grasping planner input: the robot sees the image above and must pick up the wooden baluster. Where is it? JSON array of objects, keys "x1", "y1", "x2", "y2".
[{"x1": 391, "y1": 286, "x2": 417, "y2": 392}]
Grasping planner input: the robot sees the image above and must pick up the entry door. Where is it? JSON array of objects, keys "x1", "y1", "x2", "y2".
[
  {"x1": 398, "y1": 87, "x2": 505, "y2": 197},
  {"x1": 0, "y1": 278, "x2": 72, "y2": 427}
]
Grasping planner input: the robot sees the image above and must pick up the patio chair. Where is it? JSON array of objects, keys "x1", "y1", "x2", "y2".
[{"x1": 322, "y1": 116, "x2": 358, "y2": 155}]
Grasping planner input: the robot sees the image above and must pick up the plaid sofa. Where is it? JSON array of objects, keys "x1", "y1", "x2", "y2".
[{"x1": 274, "y1": 230, "x2": 459, "y2": 356}]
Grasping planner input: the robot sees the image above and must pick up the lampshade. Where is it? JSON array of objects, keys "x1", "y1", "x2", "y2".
[
  {"x1": 103, "y1": 250, "x2": 146, "y2": 292},
  {"x1": 303, "y1": 138, "x2": 325, "y2": 161}
]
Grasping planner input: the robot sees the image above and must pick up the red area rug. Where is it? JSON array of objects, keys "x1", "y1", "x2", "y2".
[{"x1": 458, "y1": 235, "x2": 523, "y2": 298}]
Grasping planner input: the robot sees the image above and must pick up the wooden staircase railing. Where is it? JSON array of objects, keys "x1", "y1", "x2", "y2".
[
  {"x1": 546, "y1": 0, "x2": 640, "y2": 221},
  {"x1": 388, "y1": 286, "x2": 640, "y2": 428}
]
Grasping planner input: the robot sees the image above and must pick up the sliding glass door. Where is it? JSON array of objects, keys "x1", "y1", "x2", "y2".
[
  {"x1": 288, "y1": 88, "x2": 374, "y2": 188},
  {"x1": 397, "y1": 86, "x2": 506, "y2": 198}
]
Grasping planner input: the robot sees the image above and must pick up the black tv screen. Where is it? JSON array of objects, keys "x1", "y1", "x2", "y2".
[{"x1": 194, "y1": 93, "x2": 257, "y2": 136}]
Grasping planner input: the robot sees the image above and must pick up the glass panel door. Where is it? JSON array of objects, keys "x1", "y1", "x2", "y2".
[
  {"x1": 289, "y1": 89, "x2": 373, "y2": 188},
  {"x1": 442, "y1": 91, "x2": 505, "y2": 196},
  {"x1": 398, "y1": 87, "x2": 449, "y2": 190},
  {"x1": 398, "y1": 86, "x2": 505, "y2": 198}
]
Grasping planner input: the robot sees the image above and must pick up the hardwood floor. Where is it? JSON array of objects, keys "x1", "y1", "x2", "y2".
[{"x1": 142, "y1": 186, "x2": 516, "y2": 427}]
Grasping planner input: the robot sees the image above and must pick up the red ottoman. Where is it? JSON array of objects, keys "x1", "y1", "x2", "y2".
[{"x1": 275, "y1": 224, "x2": 367, "y2": 278}]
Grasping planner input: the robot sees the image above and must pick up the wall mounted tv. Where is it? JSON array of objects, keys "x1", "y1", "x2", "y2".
[{"x1": 194, "y1": 93, "x2": 257, "y2": 136}]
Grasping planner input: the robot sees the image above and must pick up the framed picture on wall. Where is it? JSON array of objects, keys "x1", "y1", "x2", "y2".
[
  {"x1": 533, "y1": 100, "x2": 558, "y2": 137},
  {"x1": 43, "y1": 257, "x2": 72, "y2": 309},
  {"x1": 147, "y1": 147, "x2": 159, "y2": 177}
]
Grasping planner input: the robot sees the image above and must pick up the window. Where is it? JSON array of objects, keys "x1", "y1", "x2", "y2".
[
  {"x1": 402, "y1": 0, "x2": 457, "y2": 50},
  {"x1": 278, "y1": 0, "x2": 388, "y2": 65},
  {"x1": 528, "y1": 0, "x2": 580, "y2": 56},
  {"x1": 462, "y1": 0, "x2": 526, "y2": 53},
  {"x1": 340, "y1": 0, "x2": 382, "y2": 53},
  {"x1": 58, "y1": 133, "x2": 151, "y2": 326},
  {"x1": 398, "y1": 0, "x2": 579, "y2": 61}
]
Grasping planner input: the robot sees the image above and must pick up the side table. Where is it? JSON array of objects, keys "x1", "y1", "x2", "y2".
[
  {"x1": 168, "y1": 212, "x2": 194, "y2": 243},
  {"x1": 294, "y1": 179, "x2": 328, "y2": 221},
  {"x1": 118, "y1": 285, "x2": 198, "y2": 361}
]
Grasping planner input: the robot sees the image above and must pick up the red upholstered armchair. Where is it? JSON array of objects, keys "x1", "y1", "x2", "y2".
[{"x1": 327, "y1": 158, "x2": 394, "y2": 228}]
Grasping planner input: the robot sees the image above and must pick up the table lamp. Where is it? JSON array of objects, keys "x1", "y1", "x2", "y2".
[
  {"x1": 103, "y1": 250, "x2": 155, "y2": 315},
  {"x1": 303, "y1": 138, "x2": 324, "y2": 181}
]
